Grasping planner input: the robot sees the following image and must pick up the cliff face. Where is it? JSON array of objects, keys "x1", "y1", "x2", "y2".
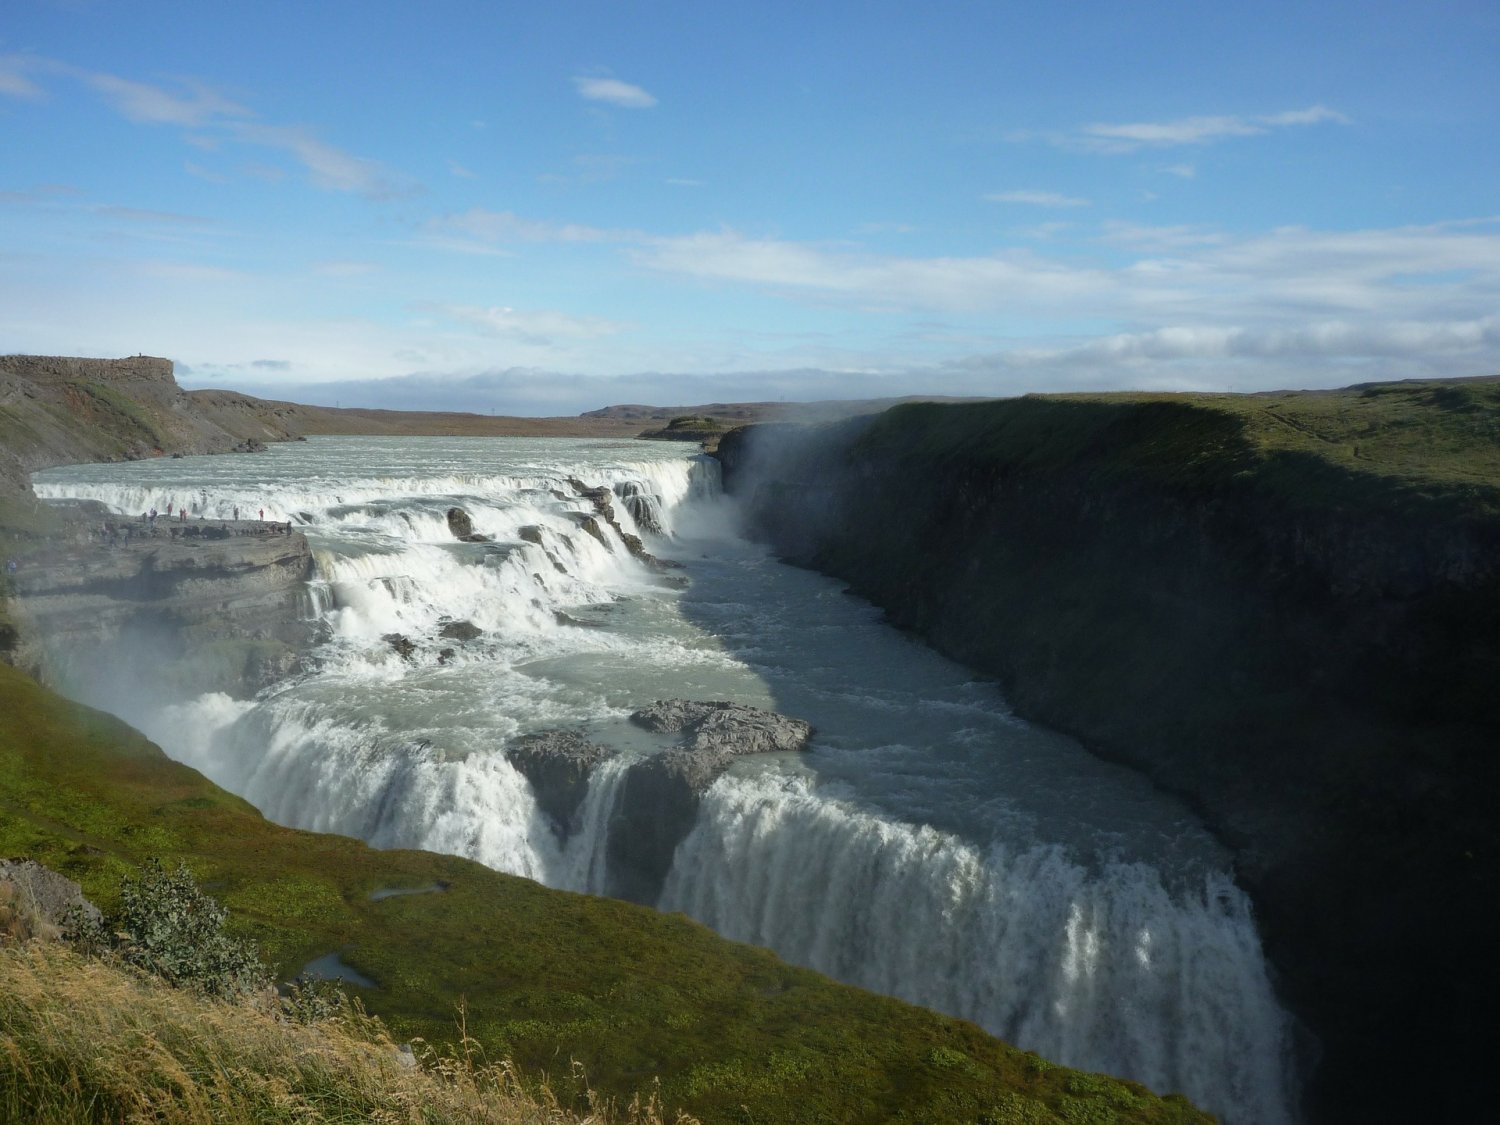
[
  {"x1": 0, "y1": 356, "x2": 319, "y2": 707},
  {"x1": 8, "y1": 521, "x2": 316, "y2": 713},
  {"x1": 718, "y1": 388, "x2": 1500, "y2": 1124}
]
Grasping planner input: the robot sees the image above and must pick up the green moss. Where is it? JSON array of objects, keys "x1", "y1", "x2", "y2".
[{"x1": 859, "y1": 378, "x2": 1500, "y2": 516}]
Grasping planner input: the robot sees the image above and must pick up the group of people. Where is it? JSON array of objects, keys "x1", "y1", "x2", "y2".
[{"x1": 113, "y1": 503, "x2": 294, "y2": 542}]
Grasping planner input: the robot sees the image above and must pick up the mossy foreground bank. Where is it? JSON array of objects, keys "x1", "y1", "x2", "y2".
[
  {"x1": 0, "y1": 662, "x2": 1209, "y2": 1124},
  {"x1": 717, "y1": 377, "x2": 1500, "y2": 1124}
]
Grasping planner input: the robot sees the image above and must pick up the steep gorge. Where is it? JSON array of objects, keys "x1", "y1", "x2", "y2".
[{"x1": 717, "y1": 387, "x2": 1500, "y2": 1124}]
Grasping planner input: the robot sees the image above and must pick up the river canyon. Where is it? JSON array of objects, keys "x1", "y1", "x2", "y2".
[{"x1": 27, "y1": 434, "x2": 1299, "y2": 1125}]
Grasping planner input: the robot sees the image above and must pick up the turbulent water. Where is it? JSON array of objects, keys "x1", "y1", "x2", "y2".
[{"x1": 35, "y1": 436, "x2": 1299, "y2": 1124}]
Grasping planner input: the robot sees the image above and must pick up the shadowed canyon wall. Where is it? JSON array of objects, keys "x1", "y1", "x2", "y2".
[{"x1": 717, "y1": 394, "x2": 1500, "y2": 1124}]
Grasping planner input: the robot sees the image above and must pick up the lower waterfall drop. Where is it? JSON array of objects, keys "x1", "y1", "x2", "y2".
[{"x1": 659, "y1": 772, "x2": 1297, "y2": 1125}]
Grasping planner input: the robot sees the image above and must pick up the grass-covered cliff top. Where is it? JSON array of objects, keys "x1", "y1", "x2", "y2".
[
  {"x1": 0, "y1": 661, "x2": 1209, "y2": 1124},
  {"x1": 851, "y1": 376, "x2": 1500, "y2": 517}
]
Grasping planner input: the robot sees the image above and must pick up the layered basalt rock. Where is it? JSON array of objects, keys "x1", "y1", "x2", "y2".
[
  {"x1": 565, "y1": 477, "x2": 680, "y2": 572},
  {"x1": 9, "y1": 523, "x2": 317, "y2": 709}
]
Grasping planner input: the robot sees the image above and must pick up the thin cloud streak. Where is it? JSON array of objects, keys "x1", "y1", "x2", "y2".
[
  {"x1": 1026, "y1": 105, "x2": 1351, "y2": 154},
  {"x1": 4, "y1": 54, "x2": 405, "y2": 198},
  {"x1": 985, "y1": 191, "x2": 1091, "y2": 207},
  {"x1": 572, "y1": 76, "x2": 658, "y2": 108},
  {"x1": 432, "y1": 303, "x2": 628, "y2": 345}
]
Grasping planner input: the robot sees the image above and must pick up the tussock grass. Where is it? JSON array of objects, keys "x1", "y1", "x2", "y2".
[{"x1": 0, "y1": 941, "x2": 687, "y2": 1125}]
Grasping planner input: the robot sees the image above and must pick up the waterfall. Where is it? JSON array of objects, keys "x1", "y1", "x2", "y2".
[
  {"x1": 33, "y1": 437, "x2": 1296, "y2": 1125},
  {"x1": 659, "y1": 772, "x2": 1296, "y2": 1125}
]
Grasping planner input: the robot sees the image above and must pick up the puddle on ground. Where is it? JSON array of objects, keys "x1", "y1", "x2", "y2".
[
  {"x1": 299, "y1": 951, "x2": 376, "y2": 989},
  {"x1": 368, "y1": 882, "x2": 448, "y2": 902}
]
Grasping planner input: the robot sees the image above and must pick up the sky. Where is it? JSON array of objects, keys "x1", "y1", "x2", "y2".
[{"x1": 3, "y1": 0, "x2": 1499, "y2": 414}]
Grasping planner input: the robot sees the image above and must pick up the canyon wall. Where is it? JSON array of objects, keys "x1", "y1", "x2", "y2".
[
  {"x1": 717, "y1": 390, "x2": 1500, "y2": 1123},
  {"x1": 7, "y1": 525, "x2": 316, "y2": 711},
  {"x1": 1, "y1": 355, "x2": 317, "y2": 707}
]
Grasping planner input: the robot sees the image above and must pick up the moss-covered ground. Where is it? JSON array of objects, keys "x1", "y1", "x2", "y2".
[
  {"x1": 0, "y1": 660, "x2": 1211, "y2": 1124},
  {"x1": 857, "y1": 376, "x2": 1500, "y2": 516}
]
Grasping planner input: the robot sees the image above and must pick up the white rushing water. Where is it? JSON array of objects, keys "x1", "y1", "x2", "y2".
[{"x1": 34, "y1": 436, "x2": 1299, "y2": 1124}]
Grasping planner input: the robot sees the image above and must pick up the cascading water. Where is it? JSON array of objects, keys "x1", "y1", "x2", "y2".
[{"x1": 33, "y1": 435, "x2": 1299, "y2": 1125}]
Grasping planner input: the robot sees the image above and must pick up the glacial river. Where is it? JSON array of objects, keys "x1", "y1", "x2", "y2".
[{"x1": 34, "y1": 436, "x2": 1298, "y2": 1124}]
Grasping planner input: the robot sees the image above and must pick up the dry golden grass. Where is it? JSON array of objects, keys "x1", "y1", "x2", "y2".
[{"x1": 0, "y1": 940, "x2": 692, "y2": 1125}]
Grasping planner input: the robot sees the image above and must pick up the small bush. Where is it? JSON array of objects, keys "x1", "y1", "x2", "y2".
[{"x1": 71, "y1": 859, "x2": 271, "y2": 1001}]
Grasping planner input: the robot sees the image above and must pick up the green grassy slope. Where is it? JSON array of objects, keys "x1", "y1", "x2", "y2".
[
  {"x1": 861, "y1": 377, "x2": 1500, "y2": 511},
  {"x1": 0, "y1": 661, "x2": 1210, "y2": 1125}
]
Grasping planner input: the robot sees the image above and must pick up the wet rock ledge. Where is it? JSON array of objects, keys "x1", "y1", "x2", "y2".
[
  {"x1": 506, "y1": 700, "x2": 813, "y2": 903},
  {"x1": 8, "y1": 516, "x2": 316, "y2": 704}
]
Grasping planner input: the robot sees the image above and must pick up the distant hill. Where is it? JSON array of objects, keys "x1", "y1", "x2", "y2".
[{"x1": 582, "y1": 394, "x2": 986, "y2": 425}]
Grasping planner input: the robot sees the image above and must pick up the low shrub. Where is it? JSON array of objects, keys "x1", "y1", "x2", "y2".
[{"x1": 70, "y1": 858, "x2": 271, "y2": 1001}]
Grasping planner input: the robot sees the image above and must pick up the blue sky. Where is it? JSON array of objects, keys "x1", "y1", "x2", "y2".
[{"x1": 3, "y1": 0, "x2": 1498, "y2": 413}]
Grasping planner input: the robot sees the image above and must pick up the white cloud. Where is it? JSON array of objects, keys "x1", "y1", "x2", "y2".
[
  {"x1": 184, "y1": 160, "x2": 229, "y2": 184},
  {"x1": 233, "y1": 122, "x2": 403, "y2": 198},
  {"x1": 622, "y1": 218, "x2": 1500, "y2": 332},
  {"x1": 86, "y1": 72, "x2": 251, "y2": 126},
  {"x1": 539, "y1": 153, "x2": 638, "y2": 186},
  {"x1": 92, "y1": 205, "x2": 212, "y2": 226},
  {"x1": 0, "y1": 55, "x2": 46, "y2": 100},
  {"x1": 1040, "y1": 105, "x2": 1350, "y2": 153},
  {"x1": 985, "y1": 190, "x2": 1091, "y2": 208},
  {"x1": 448, "y1": 160, "x2": 477, "y2": 179},
  {"x1": 572, "y1": 75, "x2": 657, "y2": 108},
  {"x1": 436, "y1": 303, "x2": 627, "y2": 345},
  {"x1": 1161, "y1": 163, "x2": 1197, "y2": 179},
  {"x1": 10, "y1": 56, "x2": 405, "y2": 198},
  {"x1": 135, "y1": 262, "x2": 243, "y2": 283},
  {"x1": 1262, "y1": 106, "x2": 1350, "y2": 127},
  {"x1": 631, "y1": 230, "x2": 1112, "y2": 311},
  {"x1": 312, "y1": 261, "x2": 379, "y2": 278},
  {"x1": 426, "y1": 208, "x2": 617, "y2": 245}
]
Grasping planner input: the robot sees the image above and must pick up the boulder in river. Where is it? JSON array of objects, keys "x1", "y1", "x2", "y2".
[
  {"x1": 382, "y1": 633, "x2": 416, "y2": 661},
  {"x1": 445, "y1": 507, "x2": 490, "y2": 543},
  {"x1": 438, "y1": 620, "x2": 483, "y2": 642},
  {"x1": 629, "y1": 699, "x2": 813, "y2": 757}
]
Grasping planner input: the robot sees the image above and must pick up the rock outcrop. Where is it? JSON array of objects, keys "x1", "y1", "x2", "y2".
[
  {"x1": 0, "y1": 858, "x2": 102, "y2": 941},
  {"x1": 505, "y1": 701, "x2": 813, "y2": 903},
  {"x1": 445, "y1": 507, "x2": 490, "y2": 543},
  {"x1": 504, "y1": 730, "x2": 619, "y2": 836},
  {"x1": 565, "y1": 477, "x2": 678, "y2": 571},
  {"x1": 0, "y1": 355, "x2": 302, "y2": 476},
  {"x1": 630, "y1": 699, "x2": 814, "y2": 756},
  {"x1": 613, "y1": 481, "x2": 665, "y2": 534},
  {"x1": 607, "y1": 701, "x2": 813, "y2": 904}
]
